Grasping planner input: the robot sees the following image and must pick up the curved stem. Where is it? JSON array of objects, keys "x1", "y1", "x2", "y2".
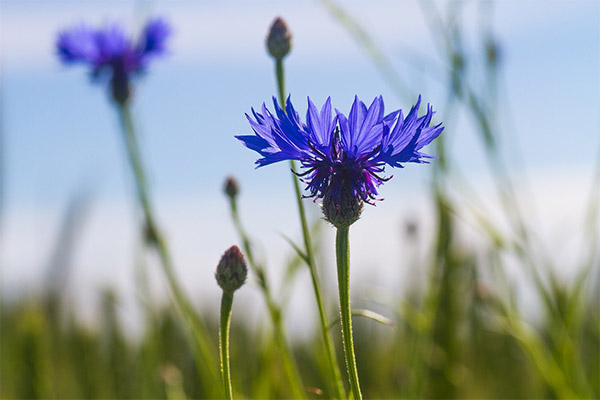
[
  {"x1": 116, "y1": 104, "x2": 220, "y2": 396},
  {"x1": 220, "y1": 292, "x2": 234, "y2": 400},
  {"x1": 276, "y1": 57, "x2": 346, "y2": 399},
  {"x1": 336, "y1": 227, "x2": 362, "y2": 400}
]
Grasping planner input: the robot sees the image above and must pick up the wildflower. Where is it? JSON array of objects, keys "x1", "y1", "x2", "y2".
[
  {"x1": 236, "y1": 96, "x2": 443, "y2": 227},
  {"x1": 56, "y1": 18, "x2": 170, "y2": 104}
]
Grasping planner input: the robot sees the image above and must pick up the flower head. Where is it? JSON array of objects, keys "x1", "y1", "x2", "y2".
[
  {"x1": 56, "y1": 18, "x2": 171, "y2": 104},
  {"x1": 236, "y1": 96, "x2": 443, "y2": 227}
]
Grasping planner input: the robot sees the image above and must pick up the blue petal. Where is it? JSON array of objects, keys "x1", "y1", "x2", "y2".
[
  {"x1": 353, "y1": 96, "x2": 384, "y2": 155},
  {"x1": 271, "y1": 97, "x2": 311, "y2": 152},
  {"x1": 139, "y1": 18, "x2": 171, "y2": 56},
  {"x1": 235, "y1": 134, "x2": 270, "y2": 152},
  {"x1": 343, "y1": 96, "x2": 367, "y2": 155},
  {"x1": 306, "y1": 96, "x2": 335, "y2": 154},
  {"x1": 380, "y1": 95, "x2": 443, "y2": 166},
  {"x1": 56, "y1": 24, "x2": 99, "y2": 65}
]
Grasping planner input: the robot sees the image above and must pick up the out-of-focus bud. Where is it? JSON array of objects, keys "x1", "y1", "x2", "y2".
[
  {"x1": 215, "y1": 245, "x2": 248, "y2": 293},
  {"x1": 474, "y1": 282, "x2": 491, "y2": 301},
  {"x1": 486, "y1": 39, "x2": 501, "y2": 66},
  {"x1": 224, "y1": 176, "x2": 239, "y2": 199},
  {"x1": 159, "y1": 363, "x2": 183, "y2": 386},
  {"x1": 405, "y1": 219, "x2": 418, "y2": 239},
  {"x1": 266, "y1": 17, "x2": 292, "y2": 60}
]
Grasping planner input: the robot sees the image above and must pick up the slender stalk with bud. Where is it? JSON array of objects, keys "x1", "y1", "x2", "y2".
[
  {"x1": 216, "y1": 245, "x2": 248, "y2": 400},
  {"x1": 267, "y1": 17, "x2": 347, "y2": 399},
  {"x1": 56, "y1": 19, "x2": 220, "y2": 395},
  {"x1": 223, "y1": 176, "x2": 306, "y2": 399}
]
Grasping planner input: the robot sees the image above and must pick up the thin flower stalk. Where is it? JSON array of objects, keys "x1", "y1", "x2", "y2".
[
  {"x1": 57, "y1": 20, "x2": 220, "y2": 393},
  {"x1": 215, "y1": 245, "x2": 248, "y2": 400},
  {"x1": 274, "y1": 56, "x2": 346, "y2": 400},
  {"x1": 219, "y1": 292, "x2": 234, "y2": 400},
  {"x1": 335, "y1": 226, "x2": 362, "y2": 400},
  {"x1": 226, "y1": 193, "x2": 305, "y2": 399},
  {"x1": 117, "y1": 105, "x2": 221, "y2": 394}
]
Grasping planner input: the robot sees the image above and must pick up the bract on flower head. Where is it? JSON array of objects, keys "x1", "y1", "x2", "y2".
[
  {"x1": 237, "y1": 95, "x2": 444, "y2": 227},
  {"x1": 56, "y1": 18, "x2": 170, "y2": 104}
]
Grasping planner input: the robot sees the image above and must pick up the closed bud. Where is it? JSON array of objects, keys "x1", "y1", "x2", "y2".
[
  {"x1": 266, "y1": 17, "x2": 291, "y2": 60},
  {"x1": 224, "y1": 176, "x2": 239, "y2": 199},
  {"x1": 215, "y1": 245, "x2": 247, "y2": 293}
]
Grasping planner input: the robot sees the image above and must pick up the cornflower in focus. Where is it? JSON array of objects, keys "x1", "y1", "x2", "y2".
[
  {"x1": 237, "y1": 96, "x2": 443, "y2": 227},
  {"x1": 56, "y1": 18, "x2": 170, "y2": 104}
]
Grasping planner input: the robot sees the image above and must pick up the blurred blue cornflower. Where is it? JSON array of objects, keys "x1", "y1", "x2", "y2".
[
  {"x1": 237, "y1": 96, "x2": 443, "y2": 226},
  {"x1": 56, "y1": 18, "x2": 170, "y2": 104}
]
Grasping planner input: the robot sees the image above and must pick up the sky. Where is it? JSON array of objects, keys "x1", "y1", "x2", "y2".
[{"x1": 1, "y1": 0, "x2": 599, "y2": 334}]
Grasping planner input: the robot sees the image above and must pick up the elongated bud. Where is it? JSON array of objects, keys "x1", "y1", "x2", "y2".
[
  {"x1": 266, "y1": 17, "x2": 291, "y2": 60},
  {"x1": 223, "y1": 176, "x2": 239, "y2": 199},
  {"x1": 215, "y1": 245, "x2": 247, "y2": 293}
]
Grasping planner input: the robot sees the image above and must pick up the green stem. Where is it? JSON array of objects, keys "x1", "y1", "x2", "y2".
[
  {"x1": 275, "y1": 58, "x2": 286, "y2": 107},
  {"x1": 294, "y1": 171, "x2": 346, "y2": 399},
  {"x1": 220, "y1": 292, "x2": 234, "y2": 400},
  {"x1": 276, "y1": 56, "x2": 346, "y2": 399},
  {"x1": 228, "y1": 196, "x2": 305, "y2": 399},
  {"x1": 336, "y1": 227, "x2": 362, "y2": 400},
  {"x1": 116, "y1": 104, "x2": 221, "y2": 396}
]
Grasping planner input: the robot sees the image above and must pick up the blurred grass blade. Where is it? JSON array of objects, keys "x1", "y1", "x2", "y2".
[
  {"x1": 279, "y1": 232, "x2": 309, "y2": 265},
  {"x1": 329, "y1": 309, "x2": 395, "y2": 331}
]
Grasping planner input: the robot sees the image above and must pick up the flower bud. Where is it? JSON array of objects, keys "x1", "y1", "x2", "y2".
[
  {"x1": 223, "y1": 176, "x2": 239, "y2": 199},
  {"x1": 215, "y1": 245, "x2": 247, "y2": 293},
  {"x1": 486, "y1": 40, "x2": 500, "y2": 66},
  {"x1": 322, "y1": 187, "x2": 363, "y2": 228},
  {"x1": 405, "y1": 219, "x2": 418, "y2": 239},
  {"x1": 266, "y1": 17, "x2": 291, "y2": 60}
]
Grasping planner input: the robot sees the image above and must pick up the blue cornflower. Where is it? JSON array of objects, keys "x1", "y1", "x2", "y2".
[
  {"x1": 56, "y1": 18, "x2": 170, "y2": 104},
  {"x1": 236, "y1": 96, "x2": 443, "y2": 227}
]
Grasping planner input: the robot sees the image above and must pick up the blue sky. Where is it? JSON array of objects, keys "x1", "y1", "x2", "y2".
[
  {"x1": 1, "y1": 0, "x2": 599, "y2": 329},
  {"x1": 2, "y1": 0, "x2": 598, "y2": 209}
]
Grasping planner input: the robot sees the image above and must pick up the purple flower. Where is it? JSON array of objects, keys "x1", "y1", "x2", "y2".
[
  {"x1": 236, "y1": 96, "x2": 443, "y2": 226},
  {"x1": 56, "y1": 18, "x2": 171, "y2": 104}
]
